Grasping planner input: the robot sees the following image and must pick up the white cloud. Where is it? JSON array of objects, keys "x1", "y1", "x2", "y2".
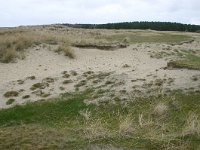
[{"x1": 0, "y1": 0, "x2": 199, "y2": 27}]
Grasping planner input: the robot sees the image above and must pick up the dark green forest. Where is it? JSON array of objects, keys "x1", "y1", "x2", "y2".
[{"x1": 64, "y1": 22, "x2": 200, "y2": 32}]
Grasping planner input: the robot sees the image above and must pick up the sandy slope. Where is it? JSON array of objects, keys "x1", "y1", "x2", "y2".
[{"x1": 0, "y1": 43, "x2": 200, "y2": 108}]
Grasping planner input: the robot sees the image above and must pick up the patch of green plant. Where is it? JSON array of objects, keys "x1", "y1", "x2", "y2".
[
  {"x1": 168, "y1": 54, "x2": 200, "y2": 70},
  {"x1": 0, "y1": 90, "x2": 93, "y2": 127}
]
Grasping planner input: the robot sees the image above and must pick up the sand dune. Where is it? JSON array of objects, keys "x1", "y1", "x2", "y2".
[{"x1": 1, "y1": 41, "x2": 199, "y2": 108}]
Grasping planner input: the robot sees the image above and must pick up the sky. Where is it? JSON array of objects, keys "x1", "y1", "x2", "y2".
[{"x1": 0, "y1": 0, "x2": 200, "y2": 27}]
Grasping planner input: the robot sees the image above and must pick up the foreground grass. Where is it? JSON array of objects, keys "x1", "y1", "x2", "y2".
[
  {"x1": 0, "y1": 91, "x2": 91, "y2": 127},
  {"x1": 0, "y1": 89, "x2": 200, "y2": 149},
  {"x1": 168, "y1": 54, "x2": 200, "y2": 70}
]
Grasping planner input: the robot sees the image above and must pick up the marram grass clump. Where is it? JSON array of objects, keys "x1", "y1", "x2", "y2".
[{"x1": 56, "y1": 43, "x2": 75, "y2": 59}]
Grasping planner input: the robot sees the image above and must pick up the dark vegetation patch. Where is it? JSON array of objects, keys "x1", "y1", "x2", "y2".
[
  {"x1": 63, "y1": 80, "x2": 73, "y2": 84},
  {"x1": 22, "y1": 95, "x2": 30, "y2": 99},
  {"x1": 73, "y1": 42, "x2": 128, "y2": 50},
  {"x1": 42, "y1": 77, "x2": 55, "y2": 83},
  {"x1": 171, "y1": 39, "x2": 195, "y2": 46},
  {"x1": 6, "y1": 99, "x2": 15, "y2": 105},
  {"x1": 17, "y1": 80, "x2": 24, "y2": 85},
  {"x1": 71, "y1": 71, "x2": 78, "y2": 76},
  {"x1": 30, "y1": 82, "x2": 49, "y2": 91},
  {"x1": 26, "y1": 76, "x2": 36, "y2": 80},
  {"x1": 75, "y1": 80, "x2": 87, "y2": 87},
  {"x1": 63, "y1": 74, "x2": 70, "y2": 78},
  {"x1": 4, "y1": 91, "x2": 19, "y2": 98}
]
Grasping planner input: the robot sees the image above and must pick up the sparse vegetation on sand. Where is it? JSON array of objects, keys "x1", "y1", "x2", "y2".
[
  {"x1": 0, "y1": 90, "x2": 200, "y2": 149},
  {"x1": 0, "y1": 26, "x2": 193, "y2": 63}
]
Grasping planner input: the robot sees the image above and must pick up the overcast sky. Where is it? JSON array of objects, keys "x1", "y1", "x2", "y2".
[{"x1": 0, "y1": 0, "x2": 200, "y2": 27}]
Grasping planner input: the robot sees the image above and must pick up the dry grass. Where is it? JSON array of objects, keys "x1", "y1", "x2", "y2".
[
  {"x1": 56, "y1": 43, "x2": 75, "y2": 59},
  {"x1": 0, "y1": 28, "x2": 70, "y2": 63},
  {"x1": 119, "y1": 116, "x2": 135, "y2": 136},
  {"x1": 0, "y1": 33, "x2": 32, "y2": 63},
  {"x1": 182, "y1": 113, "x2": 200, "y2": 137},
  {"x1": 1, "y1": 47, "x2": 17, "y2": 63},
  {"x1": 82, "y1": 119, "x2": 112, "y2": 141},
  {"x1": 138, "y1": 113, "x2": 154, "y2": 128},
  {"x1": 153, "y1": 102, "x2": 168, "y2": 117},
  {"x1": 79, "y1": 109, "x2": 91, "y2": 121}
]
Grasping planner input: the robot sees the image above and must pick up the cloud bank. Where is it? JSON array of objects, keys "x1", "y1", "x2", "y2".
[{"x1": 0, "y1": 0, "x2": 200, "y2": 27}]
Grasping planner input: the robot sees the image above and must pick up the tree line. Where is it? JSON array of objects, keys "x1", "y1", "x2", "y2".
[{"x1": 63, "y1": 22, "x2": 200, "y2": 32}]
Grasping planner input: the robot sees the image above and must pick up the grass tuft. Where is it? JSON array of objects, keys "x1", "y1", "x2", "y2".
[
  {"x1": 1, "y1": 48, "x2": 17, "y2": 63},
  {"x1": 153, "y1": 102, "x2": 168, "y2": 117},
  {"x1": 63, "y1": 80, "x2": 73, "y2": 84},
  {"x1": 57, "y1": 44, "x2": 75, "y2": 59},
  {"x1": 182, "y1": 113, "x2": 200, "y2": 137},
  {"x1": 4, "y1": 91, "x2": 19, "y2": 98},
  {"x1": 6, "y1": 99, "x2": 15, "y2": 105},
  {"x1": 30, "y1": 82, "x2": 49, "y2": 90},
  {"x1": 119, "y1": 116, "x2": 135, "y2": 136}
]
